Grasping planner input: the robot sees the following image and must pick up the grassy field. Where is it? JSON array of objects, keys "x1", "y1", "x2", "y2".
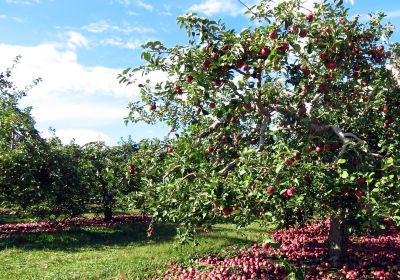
[{"x1": 0, "y1": 218, "x2": 271, "y2": 280}]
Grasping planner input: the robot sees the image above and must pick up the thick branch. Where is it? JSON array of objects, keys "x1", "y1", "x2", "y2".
[
  {"x1": 258, "y1": 115, "x2": 269, "y2": 151},
  {"x1": 199, "y1": 118, "x2": 223, "y2": 138},
  {"x1": 254, "y1": 97, "x2": 271, "y2": 116},
  {"x1": 272, "y1": 105, "x2": 295, "y2": 119},
  {"x1": 218, "y1": 160, "x2": 237, "y2": 176},
  {"x1": 162, "y1": 165, "x2": 182, "y2": 183},
  {"x1": 311, "y1": 123, "x2": 383, "y2": 161},
  {"x1": 179, "y1": 172, "x2": 197, "y2": 182},
  {"x1": 311, "y1": 124, "x2": 347, "y2": 143}
]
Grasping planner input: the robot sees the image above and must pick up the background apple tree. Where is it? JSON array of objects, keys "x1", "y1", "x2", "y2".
[{"x1": 120, "y1": 0, "x2": 400, "y2": 265}]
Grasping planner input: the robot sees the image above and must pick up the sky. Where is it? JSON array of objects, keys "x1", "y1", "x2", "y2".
[{"x1": 1, "y1": 0, "x2": 399, "y2": 146}]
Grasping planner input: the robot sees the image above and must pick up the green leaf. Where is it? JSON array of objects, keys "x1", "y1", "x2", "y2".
[
  {"x1": 142, "y1": 52, "x2": 151, "y2": 61},
  {"x1": 337, "y1": 158, "x2": 346, "y2": 164},
  {"x1": 340, "y1": 170, "x2": 349, "y2": 179}
]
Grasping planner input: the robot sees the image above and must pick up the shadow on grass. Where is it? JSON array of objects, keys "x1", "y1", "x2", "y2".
[
  {"x1": 0, "y1": 223, "x2": 177, "y2": 252},
  {"x1": 0, "y1": 223, "x2": 268, "y2": 254}
]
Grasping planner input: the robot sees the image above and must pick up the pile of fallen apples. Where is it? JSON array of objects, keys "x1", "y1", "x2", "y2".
[
  {"x1": 0, "y1": 214, "x2": 150, "y2": 237},
  {"x1": 156, "y1": 220, "x2": 400, "y2": 279}
]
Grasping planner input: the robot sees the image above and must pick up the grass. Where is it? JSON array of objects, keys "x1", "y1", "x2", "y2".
[{"x1": 0, "y1": 218, "x2": 271, "y2": 280}]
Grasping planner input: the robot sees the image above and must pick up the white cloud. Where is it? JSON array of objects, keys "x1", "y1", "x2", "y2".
[
  {"x1": 43, "y1": 129, "x2": 112, "y2": 146},
  {"x1": 386, "y1": 10, "x2": 400, "y2": 19},
  {"x1": 136, "y1": 0, "x2": 153, "y2": 11},
  {"x1": 189, "y1": 0, "x2": 355, "y2": 17},
  {"x1": 99, "y1": 36, "x2": 149, "y2": 50},
  {"x1": 114, "y1": 0, "x2": 153, "y2": 11},
  {"x1": 82, "y1": 20, "x2": 154, "y2": 34},
  {"x1": 189, "y1": 0, "x2": 243, "y2": 17},
  {"x1": 125, "y1": 38, "x2": 143, "y2": 49},
  {"x1": 5, "y1": 0, "x2": 40, "y2": 5},
  {"x1": 0, "y1": 43, "x2": 169, "y2": 144},
  {"x1": 0, "y1": 14, "x2": 24, "y2": 22},
  {"x1": 65, "y1": 31, "x2": 89, "y2": 50},
  {"x1": 0, "y1": 43, "x2": 137, "y2": 97},
  {"x1": 126, "y1": 11, "x2": 139, "y2": 16},
  {"x1": 82, "y1": 20, "x2": 111, "y2": 33},
  {"x1": 101, "y1": 37, "x2": 125, "y2": 47}
]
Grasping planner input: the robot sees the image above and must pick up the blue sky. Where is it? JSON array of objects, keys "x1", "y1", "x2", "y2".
[{"x1": 1, "y1": 0, "x2": 399, "y2": 145}]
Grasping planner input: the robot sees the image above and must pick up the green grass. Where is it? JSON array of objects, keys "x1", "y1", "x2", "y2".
[{"x1": 0, "y1": 221, "x2": 271, "y2": 280}]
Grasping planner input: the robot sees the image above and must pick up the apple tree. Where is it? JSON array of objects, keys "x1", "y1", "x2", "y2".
[
  {"x1": 0, "y1": 56, "x2": 53, "y2": 216},
  {"x1": 79, "y1": 141, "x2": 139, "y2": 221},
  {"x1": 0, "y1": 57, "x2": 90, "y2": 218},
  {"x1": 120, "y1": 0, "x2": 400, "y2": 265}
]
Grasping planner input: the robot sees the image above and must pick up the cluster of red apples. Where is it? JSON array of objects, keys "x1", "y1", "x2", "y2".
[
  {"x1": 156, "y1": 220, "x2": 400, "y2": 280},
  {"x1": 0, "y1": 214, "x2": 150, "y2": 237}
]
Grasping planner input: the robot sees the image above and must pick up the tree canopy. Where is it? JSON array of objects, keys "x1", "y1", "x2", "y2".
[{"x1": 121, "y1": 0, "x2": 400, "y2": 263}]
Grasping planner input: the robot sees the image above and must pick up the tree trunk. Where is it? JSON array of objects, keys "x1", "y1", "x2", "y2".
[
  {"x1": 103, "y1": 189, "x2": 113, "y2": 222},
  {"x1": 103, "y1": 206, "x2": 113, "y2": 222},
  {"x1": 328, "y1": 214, "x2": 348, "y2": 267}
]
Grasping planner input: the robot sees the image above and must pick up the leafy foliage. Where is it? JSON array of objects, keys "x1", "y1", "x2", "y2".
[{"x1": 121, "y1": 0, "x2": 400, "y2": 241}]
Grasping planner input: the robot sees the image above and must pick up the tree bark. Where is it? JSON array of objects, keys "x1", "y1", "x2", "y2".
[
  {"x1": 328, "y1": 214, "x2": 348, "y2": 267},
  {"x1": 104, "y1": 207, "x2": 113, "y2": 222},
  {"x1": 103, "y1": 189, "x2": 113, "y2": 222}
]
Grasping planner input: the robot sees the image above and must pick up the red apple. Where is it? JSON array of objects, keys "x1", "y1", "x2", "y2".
[
  {"x1": 175, "y1": 85, "x2": 183, "y2": 94},
  {"x1": 320, "y1": 53, "x2": 329, "y2": 60},
  {"x1": 315, "y1": 146, "x2": 322, "y2": 153},
  {"x1": 262, "y1": 243, "x2": 270, "y2": 250},
  {"x1": 357, "y1": 177, "x2": 366, "y2": 186},
  {"x1": 186, "y1": 75, "x2": 194, "y2": 82},
  {"x1": 269, "y1": 30, "x2": 278, "y2": 40},
  {"x1": 203, "y1": 59, "x2": 211, "y2": 68},
  {"x1": 235, "y1": 59, "x2": 244, "y2": 68},
  {"x1": 267, "y1": 186, "x2": 274, "y2": 194},
  {"x1": 221, "y1": 207, "x2": 230, "y2": 216},
  {"x1": 383, "y1": 105, "x2": 389, "y2": 113},
  {"x1": 244, "y1": 102, "x2": 252, "y2": 110},
  {"x1": 355, "y1": 189, "x2": 364, "y2": 199},
  {"x1": 214, "y1": 79, "x2": 222, "y2": 87},
  {"x1": 306, "y1": 13, "x2": 314, "y2": 22},
  {"x1": 167, "y1": 147, "x2": 174, "y2": 154},
  {"x1": 290, "y1": 25, "x2": 298, "y2": 33},
  {"x1": 260, "y1": 47, "x2": 271, "y2": 57},
  {"x1": 285, "y1": 188, "x2": 295, "y2": 197},
  {"x1": 299, "y1": 28, "x2": 308, "y2": 38},
  {"x1": 327, "y1": 61, "x2": 337, "y2": 69},
  {"x1": 286, "y1": 157, "x2": 294, "y2": 166},
  {"x1": 195, "y1": 107, "x2": 202, "y2": 113},
  {"x1": 298, "y1": 107, "x2": 307, "y2": 115},
  {"x1": 149, "y1": 103, "x2": 156, "y2": 111},
  {"x1": 279, "y1": 42, "x2": 288, "y2": 52},
  {"x1": 209, "y1": 101, "x2": 216, "y2": 108}
]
